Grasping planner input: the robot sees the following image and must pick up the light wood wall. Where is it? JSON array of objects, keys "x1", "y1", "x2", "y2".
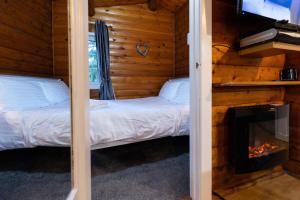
[
  {"x1": 93, "y1": 0, "x2": 187, "y2": 12},
  {"x1": 0, "y1": 0, "x2": 53, "y2": 76},
  {"x1": 175, "y1": 2, "x2": 189, "y2": 77},
  {"x1": 212, "y1": 0, "x2": 286, "y2": 188},
  {"x1": 90, "y1": 4, "x2": 175, "y2": 99},
  {"x1": 52, "y1": 0, "x2": 69, "y2": 84},
  {"x1": 94, "y1": 0, "x2": 147, "y2": 7}
]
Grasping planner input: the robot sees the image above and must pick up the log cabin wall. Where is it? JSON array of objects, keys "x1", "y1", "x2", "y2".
[
  {"x1": 0, "y1": 0, "x2": 53, "y2": 77},
  {"x1": 89, "y1": 4, "x2": 175, "y2": 99},
  {"x1": 284, "y1": 53, "x2": 300, "y2": 175},
  {"x1": 212, "y1": 0, "x2": 286, "y2": 188},
  {"x1": 174, "y1": 0, "x2": 292, "y2": 189},
  {"x1": 175, "y1": 2, "x2": 189, "y2": 77},
  {"x1": 52, "y1": 0, "x2": 69, "y2": 84}
]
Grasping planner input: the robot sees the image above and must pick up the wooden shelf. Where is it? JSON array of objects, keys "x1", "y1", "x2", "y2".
[
  {"x1": 213, "y1": 81, "x2": 300, "y2": 87},
  {"x1": 239, "y1": 42, "x2": 300, "y2": 57}
]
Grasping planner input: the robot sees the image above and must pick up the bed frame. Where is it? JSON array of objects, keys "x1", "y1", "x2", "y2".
[{"x1": 91, "y1": 134, "x2": 188, "y2": 150}]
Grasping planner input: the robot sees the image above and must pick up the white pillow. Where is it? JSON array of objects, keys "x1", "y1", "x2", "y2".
[
  {"x1": 172, "y1": 80, "x2": 190, "y2": 104},
  {"x1": 0, "y1": 79, "x2": 50, "y2": 111},
  {"x1": 159, "y1": 78, "x2": 188, "y2": 101},
  {"x1": 39, "y1": 80, "x2": 70, "y2": 104}
]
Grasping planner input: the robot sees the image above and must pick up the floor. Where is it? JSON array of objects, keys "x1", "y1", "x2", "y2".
[
  {"x1": 215, "y1": 174, "x2": 300, "y2": 200},
  {"x1": 0, "y1": 137, "x2": 189, "y2": 200}
]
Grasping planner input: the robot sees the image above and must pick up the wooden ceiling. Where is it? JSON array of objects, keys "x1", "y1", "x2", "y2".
[{"x1": 92, "y1": 0, "x2": 187, "y2": 12}]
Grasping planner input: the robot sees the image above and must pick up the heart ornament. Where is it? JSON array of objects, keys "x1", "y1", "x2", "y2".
[{"x1": 136, "y1": 42, "x2": 150, "y2": 57}]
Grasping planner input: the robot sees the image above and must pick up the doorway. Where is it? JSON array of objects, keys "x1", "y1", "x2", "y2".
[{"x1": 68, "y1": 0, "x2": 212, "y2": 199}]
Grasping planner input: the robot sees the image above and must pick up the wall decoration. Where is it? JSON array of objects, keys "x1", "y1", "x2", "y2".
[{"x1": 136, "y1": 42, "x2": 150, "y2": 57}]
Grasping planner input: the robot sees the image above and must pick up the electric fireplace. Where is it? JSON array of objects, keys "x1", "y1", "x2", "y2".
[{"x1": 229, "y1": 104, "x2": 289, "y2": 174}]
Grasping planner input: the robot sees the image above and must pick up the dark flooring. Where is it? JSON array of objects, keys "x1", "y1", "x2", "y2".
[{"x1": 0, "y1": 136, "x2": 189, "y2": 200}]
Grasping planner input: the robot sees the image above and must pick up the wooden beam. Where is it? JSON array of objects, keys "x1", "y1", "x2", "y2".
[
  {"x1": 69, "y1": 0, "x2": 91, "y2": 199},
  {"x1": 88, "y1": 0, "x2": 95, "y2": 16},
  {"x1": 94, "y1": 0, "x2": 147, "y2": 7},
  {"x1": 148, "y1": 0, "x2": 157, "y2": 11}
]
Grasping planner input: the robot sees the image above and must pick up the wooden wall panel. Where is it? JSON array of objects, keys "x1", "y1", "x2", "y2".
[
  {"x1": 175, "y1": 3, "x2": 189, "y2": 77},
  {"x1": 90, "y1": 4, "x2": 175, "y2": 99},
  {"x1": 94, "y1": 0, "x2": 147, "y2": 8},
  {"x1": 284, "y1": 53, "x2": 300, "y2": 175},
  {"x1": 93, "y1": 0, "x2": 187, "y2": 13},
  {"x1": 212, "y1": 0, "x2": 286, "y2": 188},
  {"x1": 160, "y1": 0, "x2": 187, "y2": 12},
  {"x1": 0, "y1": 0, "x2": 53, "y2": 76},
  {"x1": 52, "y1": 0, "x2": 69, "y2": 84}
]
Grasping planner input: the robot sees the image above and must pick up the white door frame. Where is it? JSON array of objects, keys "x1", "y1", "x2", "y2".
[
  {"x1": 68, "y1": 0, "x2": 91, "y2": 200},
  {"x1": 189, "y1": 0, "x2": 212, "y2": 199},
  {"x1": 68, "y1": 0, "x2": 212, "y2": 199}
]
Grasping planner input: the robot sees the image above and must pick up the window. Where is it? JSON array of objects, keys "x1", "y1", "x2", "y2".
[{"x1": 88, "y1": 33, "x2": 99, "y2": 89}]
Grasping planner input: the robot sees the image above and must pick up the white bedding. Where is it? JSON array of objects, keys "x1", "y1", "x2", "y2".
[{"x1": 0, "y1": 97, "x2": 190, "y2": 151}]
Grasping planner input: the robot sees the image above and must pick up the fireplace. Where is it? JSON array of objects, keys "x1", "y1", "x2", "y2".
[{"x1": 229, "y1": 104, "x2": 289, "y2": 174}]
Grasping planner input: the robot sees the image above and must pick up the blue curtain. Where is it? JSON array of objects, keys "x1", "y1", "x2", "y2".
[{"x1": 95, "y1": 20, "x2": 115, "y2": 100}]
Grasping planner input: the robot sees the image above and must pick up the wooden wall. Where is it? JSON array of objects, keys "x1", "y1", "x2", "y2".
[
  {"x1": 89, "y1": 4, "x2": 175, "y2": 99},
  {"x1": 175, "y1": 2, "x2": 189, "y2": 77},
  {"x1": 0, "y1": 0, "x2": 53, "y2": 76},
  {"x1": 52, "y1": 0, "x2": 69, "y2": 84},
  {"x1": 160, "y1": 0, "x2": 187, "y2": 12},
  {"x1": 212, "y1": 0, "x2": 286, "y2": 188},
  {"x1": 284, "y1": 53, "x2": 300, "y2": 175}
]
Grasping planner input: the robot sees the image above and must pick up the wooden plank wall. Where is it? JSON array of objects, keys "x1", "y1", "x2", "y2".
[
  {"x1": 52, "y1": 0, "x2": 69, "y2": 84},
  {"x1": 212, "y1": 0, "x2": 286, "y2": 188},
  {"x1": 284, "y1": 53, "x2": 300, "y2": 174},
  {"x1": 0, "y1": 0, "x2": 53, "y2": 76},
  {"x1": 175, "y1": 2, "x2": 189, "y2": 77},
  {"x1": 89, "y1": 4, "x2": 175, "y2": 99},
  {"x1": 160, "y1": 0, "x2": 187, "y2": 12},
  {"x1": 94, "y1": 0, "x2": 147, "y2": 7}
]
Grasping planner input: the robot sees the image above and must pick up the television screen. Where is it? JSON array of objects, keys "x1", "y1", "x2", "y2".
[{"x1": 241, "y1": 0, "x2": 300, "y2": 25}]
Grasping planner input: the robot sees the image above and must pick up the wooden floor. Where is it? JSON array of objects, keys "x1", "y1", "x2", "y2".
[{"x1": 221, "y1": 174, "x2": 300, "y2": 200}]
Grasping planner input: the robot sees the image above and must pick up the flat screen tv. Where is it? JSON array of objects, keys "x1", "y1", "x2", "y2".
[{"x1": 238, "y1": 0, "x2": 300, "y2": 25}]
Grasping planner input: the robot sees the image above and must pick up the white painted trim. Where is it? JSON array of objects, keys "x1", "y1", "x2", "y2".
[
  {"x1": 189, "y1": 0, "x2": 212, "y2": 199},
  {"x1": 69, "y1": 0, "x2": 91, "y2": 200},
  {"x1": 88, "y1": 32, "x2": 95, "y2": 37},
  {"x1": 88, "y1": 32, "x2": 100, "y2": 90}
]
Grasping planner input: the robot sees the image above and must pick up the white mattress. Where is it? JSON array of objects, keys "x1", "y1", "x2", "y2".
[{"x1": 0, "y1": 97, "x2": 190, "y2": 151}]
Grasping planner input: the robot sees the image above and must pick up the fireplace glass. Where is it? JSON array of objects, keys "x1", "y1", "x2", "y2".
[{"x1": 229, "y1": 104, "x2": 289, "y2": 174}]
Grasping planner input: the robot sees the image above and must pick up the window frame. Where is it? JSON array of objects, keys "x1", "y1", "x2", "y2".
[{"x1": 88, "y1": 32, "x2": 100, "y2": 90}]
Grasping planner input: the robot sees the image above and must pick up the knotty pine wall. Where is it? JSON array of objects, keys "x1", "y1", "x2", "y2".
[
  {"x1": 212, "y1": 0, "x2": 286, "y2": 188},
  {"x1": 0, "y1": 0, "x2": 53, "y2": 76},
  {"x1": 175, "y1": 2, "x2": 189, "y2": 77},
  {"x1": 52, "y1": 0, "x2": 69, "y2": 84},
  {"x1": 89, "y1": 4, "x2": 175, "y2": 99},
  {"x1": 174, "y1": 0, "x2": 300, "y2": 188},
  {"x1": 175, "y1": 0, "x2": 287, "y2": 188},
  {"x1": 0, "y1": 0, "x2": 186, "y2": 99}
]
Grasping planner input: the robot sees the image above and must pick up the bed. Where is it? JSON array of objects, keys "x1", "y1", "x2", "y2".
[{"x1": 0, "y1": 75, "x2": 190, "y2": 151}]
